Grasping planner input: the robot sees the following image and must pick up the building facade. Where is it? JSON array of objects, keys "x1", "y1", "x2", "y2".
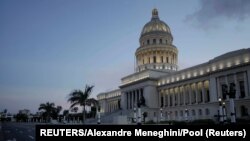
[{"x1": 97, "y1": 9, "x2": 250, "y2": 123}]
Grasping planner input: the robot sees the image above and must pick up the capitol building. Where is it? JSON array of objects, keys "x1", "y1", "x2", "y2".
[{"x1": 97, "y1": 9, "x2": 250, "y2": 124}]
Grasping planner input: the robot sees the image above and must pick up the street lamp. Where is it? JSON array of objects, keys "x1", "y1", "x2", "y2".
[
  {"x1": 218, "y1": 97, "x2": 223, "y2": 124},
  {"x1": 97, "y1": 106, "x2": 101, "y2": 124},
  {"x1": 222, "y1": 83, "x2": 236, "y2": 123},
  {"x1": 160, "y1": 108, "x2": 163, "y2": 122},
  {"x1": 222, "y1": 102, "x2": 227, "y2": 123},
  {"x1": 133, "y1": 106, "x2": 137, "y2": 123},
  {"x1": 137, "y1": 102, "x2": 142, "y2": 125},
  {"x1": 184, "y1": 109, "x2": 188, "y2": 122}
]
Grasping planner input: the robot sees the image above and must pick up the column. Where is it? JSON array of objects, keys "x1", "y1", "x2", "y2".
[
  {"x1": 127, "y1": 92, "x2": 130, "y2": 109},
  {"x1": 234, "y1": 74, "x2": 240, "y2": 99},
  {"x1": 172, "y1": 90, "x2": 175, "y2": 106},
  {"x1": 183, "y1": 86, "x2": 186, "y2": 106},
  {"x1": 243, "y1": 72, "x2": 249, "y2": 98},
  {"x1": 202, "y1": 82, "x2": 205, "y2": 103},
  {"x1": 195, "y1": 83, "x2": 198, "y2": 104},
  {"x1": 216, "y1": 78, "x2": 221, "y2": 100},
  {"x1": 163, "y1": 90, "x2": 166, "y2": 107},
  {"x1": 209, "y1": 77, "x2": 217, "y2": 102},
  {"x1": 177, "y1": 87, "x2": 180, "y2": 106},
  {"x1": 189, "y1": 85, "x2": 192, "y2": 105},
  {"x1": 167, "y1": 90, "x2": 170, "y2": 107},
  {"x1": 126, "y1": 92, "x2": 129, "y2": 109},
  {"x1": 247, "y1": 69, "x2": 250, "y2": 98}
]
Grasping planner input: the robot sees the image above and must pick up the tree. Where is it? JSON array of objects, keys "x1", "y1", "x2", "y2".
[
  {"x1": 52, "y1": 106, "x2": 62, "y2": 119},
  {"x1": 68, "y1": 85, "x2": 94, "y2": 124},
  {"x1": 86, "y1": 98, "x2": 99, "y2": 118},
  {"x1": 38, "y1": 102, "x2": 55, "y2": 122}
]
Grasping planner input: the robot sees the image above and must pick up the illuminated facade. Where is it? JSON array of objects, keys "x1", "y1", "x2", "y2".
[{"x1": 97, "y1": 9, "x2": 250, "y2": 123}]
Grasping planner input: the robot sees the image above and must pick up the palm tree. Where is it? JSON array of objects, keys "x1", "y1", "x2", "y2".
[
  {"x1": 68, "y1": 85, "x2": 94, "y2": 123},
  {"x1": 38, "y1": 102, "x2": 55, "y2": 122},
  {"x1": 86, "y1": 98, "x2": 99, "y2": 118}
]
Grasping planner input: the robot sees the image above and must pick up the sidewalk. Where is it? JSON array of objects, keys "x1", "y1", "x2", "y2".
[{"x1": 0, "y1": 122, "x2": 4, "y2": 141}]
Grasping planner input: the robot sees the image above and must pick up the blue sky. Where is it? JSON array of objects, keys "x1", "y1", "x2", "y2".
[{"x1": 1, "y1": 0, "x2": 250, "y2": 113}]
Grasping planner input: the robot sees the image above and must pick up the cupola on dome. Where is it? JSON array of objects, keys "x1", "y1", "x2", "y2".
[{"x1": 140, "y1": 8, "x2": 171, "y2": 37}]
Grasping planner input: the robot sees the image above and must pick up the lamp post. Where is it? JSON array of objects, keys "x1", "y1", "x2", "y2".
[
  {"x1": 160, "y1": 108, "x2": 163, "y2": 122},
  {"x1": 218, "y1": 97, "x2": 223, "y2": 124},
  {"x1": 222, "y1": 83, "x2": 236, "y2": 123},
  {"x1": 97, "y1": 106, "x2": 101, "y2": 124},
  {"x1": 222, "y1": 102, "x2": 227, "y2": 123},
  {"x1": 229, "y1": 83, "x2": 236, "y2": 123},
  {"x1": 133, "y1": 106, "x2": 137, "y2": 123},
  {"x1": 184, "y1": 109, "x2": 188, "y2": 122},
  {"x1": 137, "y1": 102, "x2": 141, "y2": 125}
]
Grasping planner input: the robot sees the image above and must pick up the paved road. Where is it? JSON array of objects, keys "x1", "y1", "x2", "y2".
[{"x1": 1, "y1": 122, "x2": 36, "y2": 141}]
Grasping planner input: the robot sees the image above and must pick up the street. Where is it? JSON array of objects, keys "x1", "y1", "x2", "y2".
[{"x1": 1, "y1": 122, "x2": 36, "y2": 141}]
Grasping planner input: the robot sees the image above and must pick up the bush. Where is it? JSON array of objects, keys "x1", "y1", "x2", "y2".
[
  {"x1": 159, "y1": 120, "x2": 187, "y2": 125},
  {"x1": 144, "y1": 120, "x2": 156, "y2": 124},
  {"x1": 190, "y1": 119, "x2": 215, "y2": 125},
  {"x1": 236, "y1": 118, "x2": 250, "y2": 124}
]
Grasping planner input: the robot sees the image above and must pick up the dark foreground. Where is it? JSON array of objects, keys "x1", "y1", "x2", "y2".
[{"x1": 0, "y1": 122, "x2": 35, "y2": 141}]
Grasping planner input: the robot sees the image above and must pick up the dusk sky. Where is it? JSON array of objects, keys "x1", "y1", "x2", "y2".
[{"x1": 1, "y1": 0, "x2": 250, "y2": 113}]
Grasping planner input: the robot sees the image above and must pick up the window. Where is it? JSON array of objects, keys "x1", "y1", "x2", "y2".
[
  {"x1": 199, "y1": 109, "x2": 202, "y2": 116},
  {"x1": 160, "y1": 39, "x2": 162, "y2": 44},
  {"x1": 192, "y1": 109, "x2": 196, "y2": 116},
  {"x1": 147, "y1": 39, "x2": 150, "y2": 45},
  {"x1": 153, "y1": 39, "x2": 156, "y2": 44},
  {"x1": 161, "y1": 56, "x2": 163, "y2": 63},
  {"x1": 239, "y1": 81, "x2": 245, "y2": 98},
  {"x1": 143, "y1": 59, "x2": 144, "y2": 64},
  {"x1": 148, "y1": 57, "x2": 150, "y2": 63},
  {"x1": 166, "y1": 57, "x2": 169, "y2": 63},
  {"x1": 153, "y1": 56, "x2": 156, "y2": 63},
  {"x1": 154, "y1": 112, "x2": 156, "y2": 117},
  {"x1": 175, "y1": 111, "x2": 178, "y2": 117},
  {"x1": 205, "y1": 108, "x2": 210, "y2": 115}
]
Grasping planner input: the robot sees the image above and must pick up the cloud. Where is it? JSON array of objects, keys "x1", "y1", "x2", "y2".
[{"x1": 185, "y1": 0, "x2": 250, "y2": 29}]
